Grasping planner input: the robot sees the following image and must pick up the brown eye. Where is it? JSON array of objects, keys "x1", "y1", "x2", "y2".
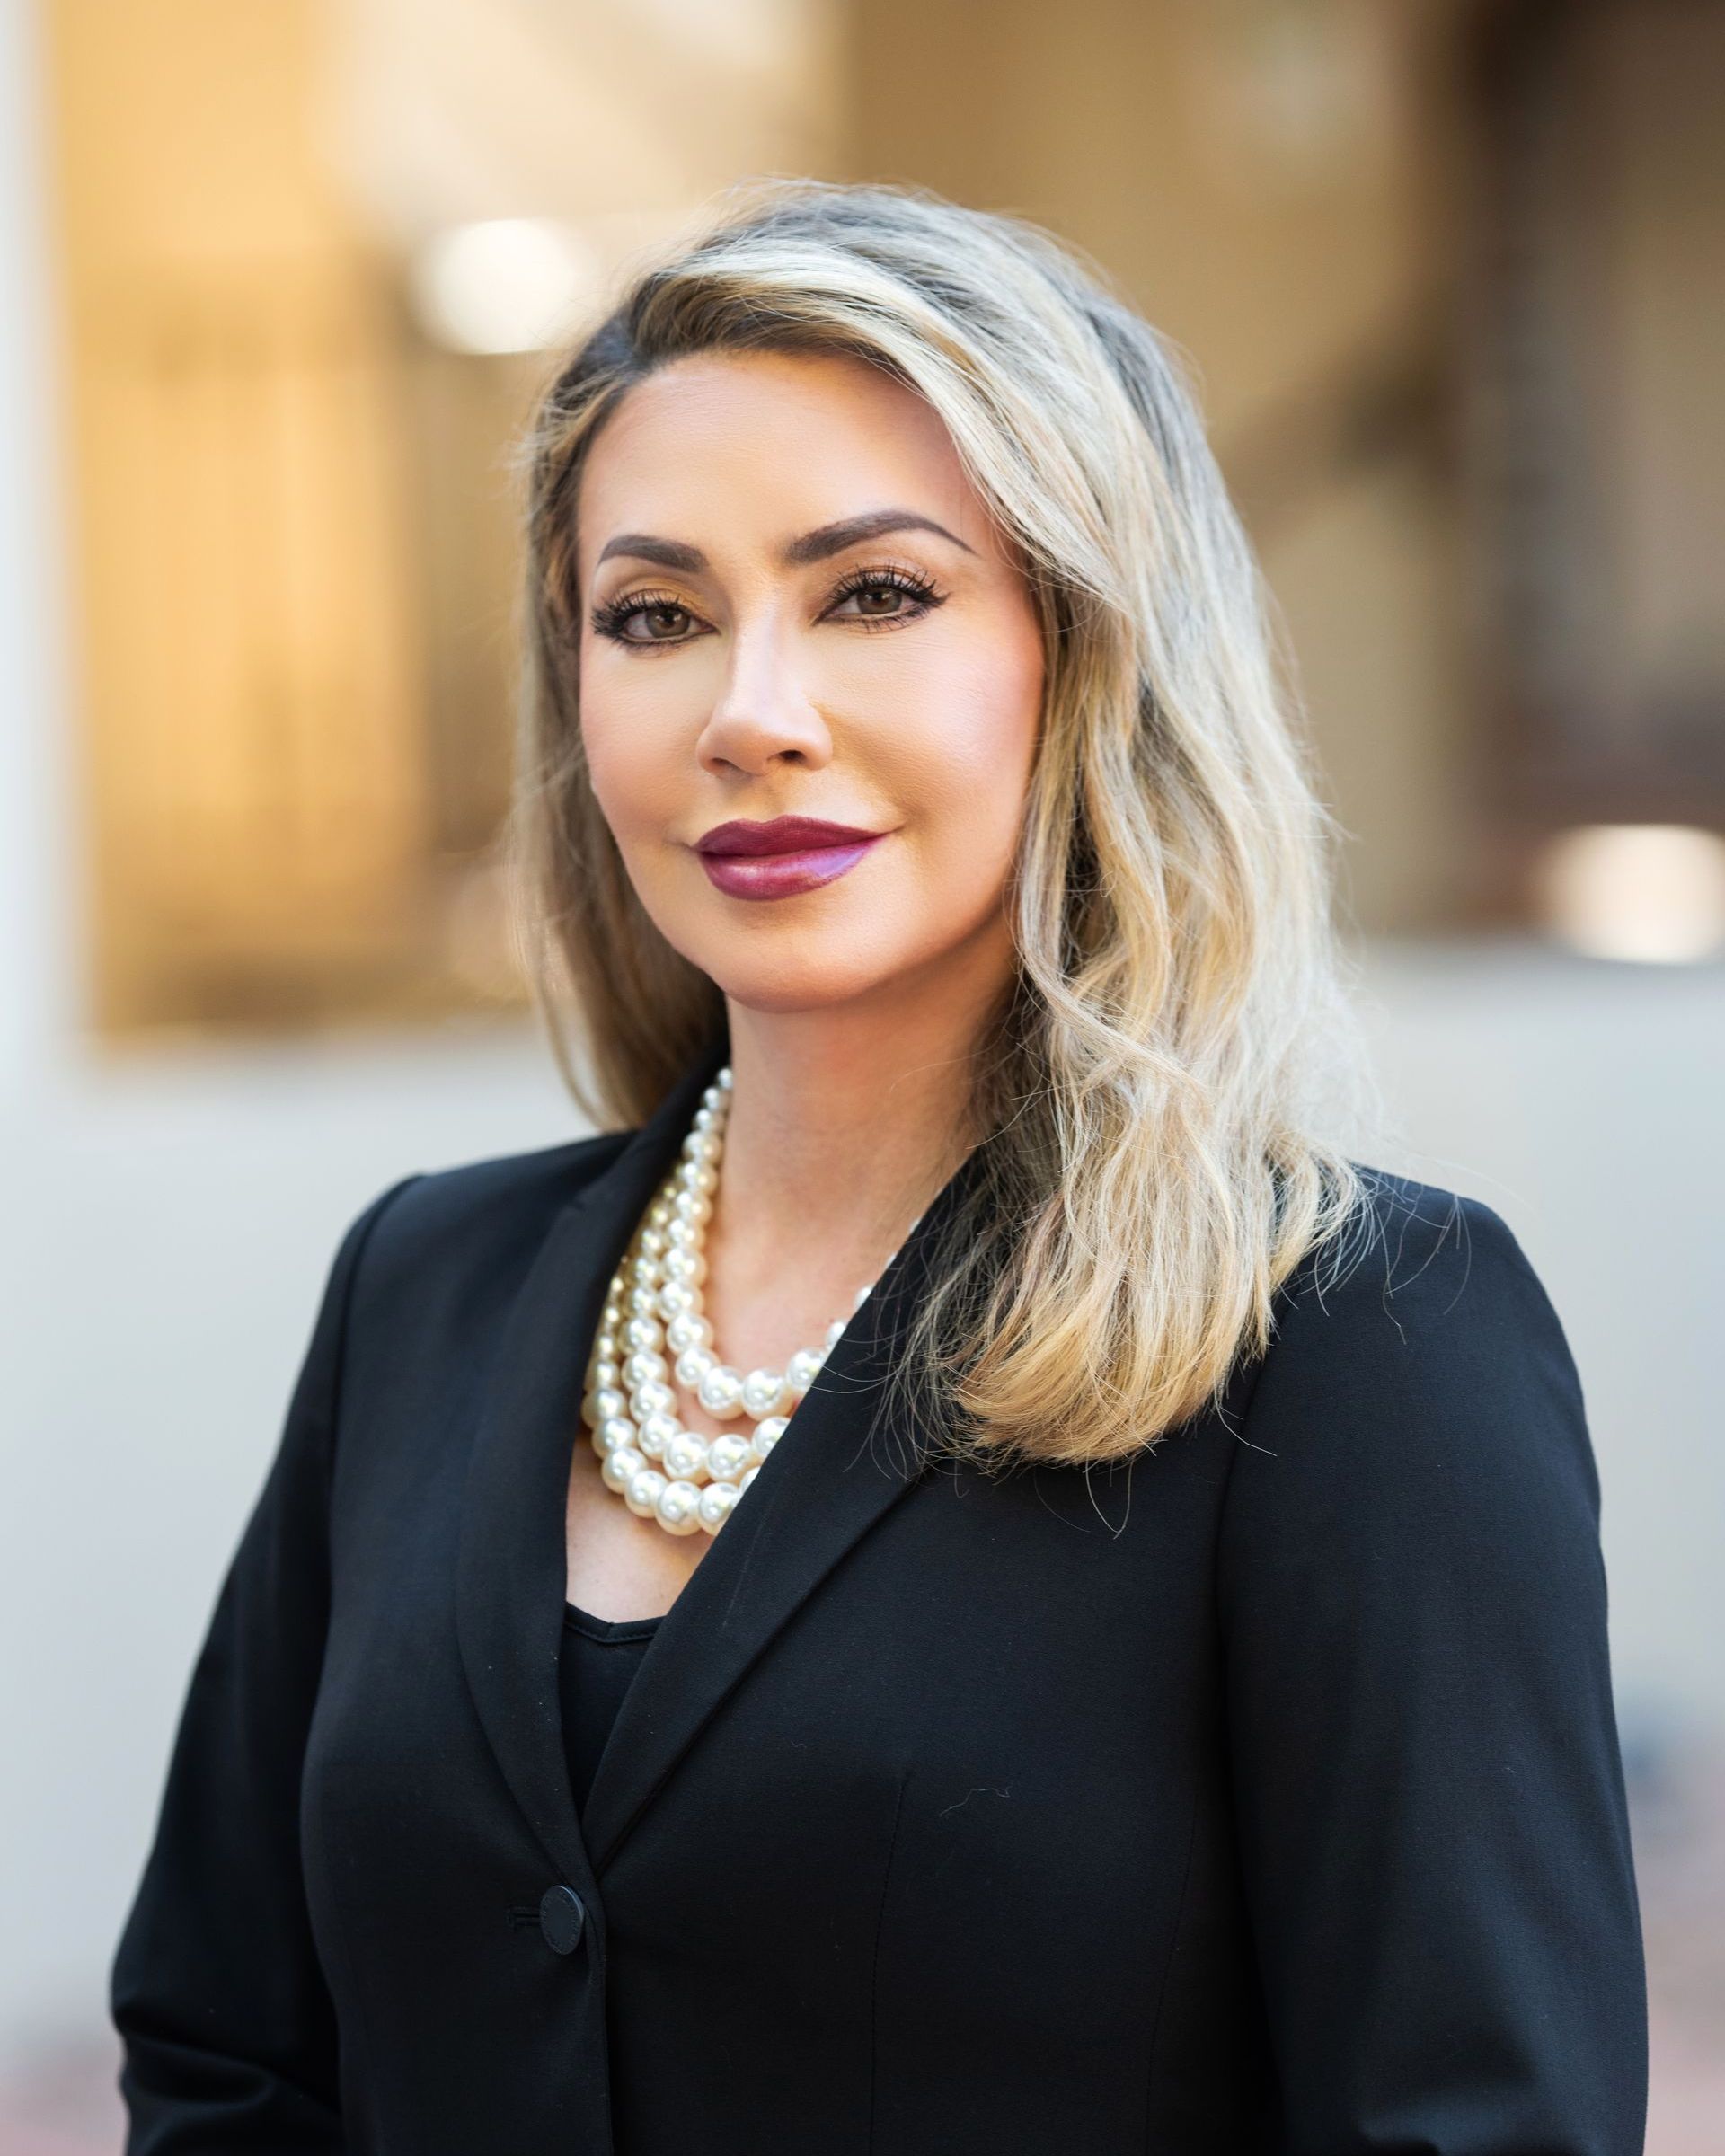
[
  {"x1": 848, "y1": 584, "x2": 905, "y2": 616},
  {"x1": 825, "y1": 565, "x2": 945, "y2": 630},
  {"x1": 628, "y1": 604, "x2": 691, "y2": 642},
  {"x1": 589, "y1": 592, "x2": 702, "y2": 649}
]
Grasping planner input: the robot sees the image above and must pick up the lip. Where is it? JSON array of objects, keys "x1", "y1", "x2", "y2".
[
  {"x1": 692, "y1": 817, "x2": 889, "y2": 902},
  {"x1": 695, "y1": 816, "x2": 885, "y2": 857}
]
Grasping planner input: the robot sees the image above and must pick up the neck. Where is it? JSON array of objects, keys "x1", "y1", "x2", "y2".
[{"x1": 707, "y1": 933, "x2": 1010, "y2": 1310}]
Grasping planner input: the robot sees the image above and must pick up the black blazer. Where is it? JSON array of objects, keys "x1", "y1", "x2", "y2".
[{"x1": 111, "y1": 1032, "x2": 1648, "y2": 2154}]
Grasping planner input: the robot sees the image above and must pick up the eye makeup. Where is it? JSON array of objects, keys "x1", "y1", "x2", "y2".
[{"x1": 588, "y1": 561, "x2": 949, "y2": 651}]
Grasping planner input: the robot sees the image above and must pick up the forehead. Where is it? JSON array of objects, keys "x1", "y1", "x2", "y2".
[{"x1": 574, "y1": 349, "x2": 985, "y2": 586}]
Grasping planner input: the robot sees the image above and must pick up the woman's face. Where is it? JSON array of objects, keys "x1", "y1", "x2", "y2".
[{"x1": 573, "y1": 349, "x2": 1045, "y2": 1021}]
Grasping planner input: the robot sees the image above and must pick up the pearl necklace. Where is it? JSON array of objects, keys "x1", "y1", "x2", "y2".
[{"x1": 580, "y1": 1066, "x2": 880, "y2": 1538}]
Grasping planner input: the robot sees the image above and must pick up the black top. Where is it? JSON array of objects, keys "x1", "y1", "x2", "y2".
[
  {"x1": 109, "y1": 1030, "x2": 1648, "y2": 2154},
  {"x1": 559, "y1": 1601, "x2": 662, "y2": 1820}
]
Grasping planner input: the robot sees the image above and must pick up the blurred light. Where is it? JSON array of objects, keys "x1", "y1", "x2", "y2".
[
  {"x1": 1533, "y1": 824, "x2": 1725, "y2": 963},
  {"x1": 409, "y1": 219, "x2": 601, "y2": 356}
]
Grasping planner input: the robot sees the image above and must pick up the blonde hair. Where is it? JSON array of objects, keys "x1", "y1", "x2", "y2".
[{"x1": 510, "y1": 175, "x2": 1380, "y2": 1470}]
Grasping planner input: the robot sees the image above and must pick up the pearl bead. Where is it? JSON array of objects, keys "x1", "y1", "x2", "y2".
[
  {"x1": 740, "y1": 1368, "x2": 787, "y2": 1418},
  {"x1": 654, "y1": 1480, "x2": 704, "y2": 1535},
  {"x1": 637, "y1": 1410, "x2": 681, "y2": 1457},
  {"x1": 696, "y1": 1365, "x2": 746, "y2": 1418},
  {"x1": 632, "y1": 1378, "x2": 677, "y2": 1420},
  {"x1": 785, "y1": 1348, "x2": 824, "y2": 1393},
  {"x1": 675, "y1": 1346, "x2": 717, "y2": 1388},
  {"x1": 579, "y1": 1063, "x2": 910, "y2": 1542},
  {"x1": 697, "y1": 1480, "x2": 738, "y2": 1532},
  {"x1": 624, "y1": 1466, "x2": 668, "y2": 1517},
  {"x1": 662, "y1": 1430, "x2": 710, "y2": 1482},
  {"x1": 601, "y1": 1444, "x2": 645, "y2": 1492},
  {"x1": 705, "y1": 1432, "x2": 755, "y2": 1483}
]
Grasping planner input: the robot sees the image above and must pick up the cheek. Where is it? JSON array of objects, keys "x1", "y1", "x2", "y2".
[
  {"x1": 579, "y1": 674, "x2": 686, "y2": 838},
  {"x1": 581, "y1": 736, "x2": 641, "y2": 841},
  {"x1": 871, "y1": 632, "x2": 1042, "y2": 861}
]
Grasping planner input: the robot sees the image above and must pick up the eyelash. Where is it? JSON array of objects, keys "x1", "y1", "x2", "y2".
[{"x1": 588, "y1": 561, "x2": 948, "y2": 651}]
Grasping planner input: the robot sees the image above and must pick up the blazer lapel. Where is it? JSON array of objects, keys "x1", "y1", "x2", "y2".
[
  {"x1": 455, "y1": 1018, "x2": 988, "y2": 1894},
  {"x1": 455, "y1": 1029, "x2": 730, "y2": 1898},
  {"x1": 581, "y1": 1125, "x2": 984, "y2": 1876}
]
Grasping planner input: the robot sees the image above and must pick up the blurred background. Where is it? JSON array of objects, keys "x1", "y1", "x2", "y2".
[{"x1": 1, "y1": 0, "x2": 1721, "y2": 2145}]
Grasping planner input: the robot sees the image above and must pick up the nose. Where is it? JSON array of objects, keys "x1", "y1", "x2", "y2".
[{"x1": 696, "y1": 620, "x2": 833, "y2": 777}]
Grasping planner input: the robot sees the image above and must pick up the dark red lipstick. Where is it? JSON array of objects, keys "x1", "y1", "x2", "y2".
[{"x1": 693, "y1": 816, "x2": 889, "y2": 900}]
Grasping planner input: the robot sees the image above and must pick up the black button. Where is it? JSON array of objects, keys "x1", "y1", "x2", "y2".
[{"x1": 538, "y1": 1883, "x2": 587, "y2": 1956}]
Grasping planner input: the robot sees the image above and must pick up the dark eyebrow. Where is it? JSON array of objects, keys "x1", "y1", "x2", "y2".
[
  {"x1": 593, "y1": 508, "x2": 977, "y2": 579},
  {"x1": 782, "y1": 508, "x2": 978, "y2": 566},
  {"x1": 595, "y1": 533, "x2": 706, "y2": 575}
]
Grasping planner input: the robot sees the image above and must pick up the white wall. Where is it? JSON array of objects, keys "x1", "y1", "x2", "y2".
[{"x1": 1352, "y1": 941, "x2": 1725, "y2": 1745}]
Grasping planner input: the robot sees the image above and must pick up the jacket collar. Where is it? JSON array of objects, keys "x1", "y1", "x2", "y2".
[{"x1": 456, "y1": 1022, "x2": 986, "y2": 1896}]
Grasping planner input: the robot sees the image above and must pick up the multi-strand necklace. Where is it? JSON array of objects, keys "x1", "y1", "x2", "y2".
[{"x1": 580, "y1": 1067, "x2": 882, "y2": 1538}]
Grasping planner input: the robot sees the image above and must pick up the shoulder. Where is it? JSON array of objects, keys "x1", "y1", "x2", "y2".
[
  {"x1": 1266, "y1": 1162, "x2": 1576, "y2": 1390},
  {"x1": 330, "y1": 1128, "x2": 634, "y2": 1318},
  {"x1": 1225, "y1": 1162, "x2": 1598, "y2": 1531},
  {"x1": 364, "y1": 1127, "x2": 632, "y2": 1245}
]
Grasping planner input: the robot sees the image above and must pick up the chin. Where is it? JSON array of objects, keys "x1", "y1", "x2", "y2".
[
  {"x1": 673, "y1": 923, "x2": 917, "y2": 1016},
  {"x1": 701, "y1": 956, "x2": 898, "y2": 1017}
]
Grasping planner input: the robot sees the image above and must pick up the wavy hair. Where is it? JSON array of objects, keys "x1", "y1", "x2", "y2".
[{"x1": 508, "y1": 175, "x2": 1380, "y2": 1470}]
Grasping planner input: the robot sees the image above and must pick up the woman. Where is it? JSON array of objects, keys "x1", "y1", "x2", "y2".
[{"x1": 111, "y1": 178, "x2": 1647, "y2": 2153}]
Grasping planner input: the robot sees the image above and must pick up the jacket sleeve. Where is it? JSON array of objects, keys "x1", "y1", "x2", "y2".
[
  {"x1": 110, "y1": 1173, "x2": 422, "y2": 2153},
  {"x1": 1215, "y1": 1187, "x2": 1647, "y2": 2154}
]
